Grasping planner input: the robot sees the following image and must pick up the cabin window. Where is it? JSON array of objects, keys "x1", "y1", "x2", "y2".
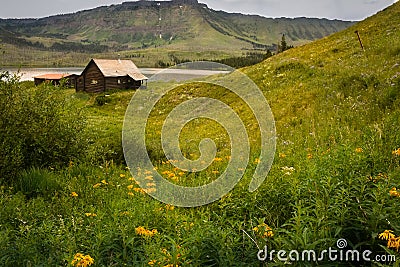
[
  {"x1": 118, "y1": 79, "x2": 121, "y2": 84},
  {"x1": 91, "y1": 79, "x2": 98, "y2": 85}
]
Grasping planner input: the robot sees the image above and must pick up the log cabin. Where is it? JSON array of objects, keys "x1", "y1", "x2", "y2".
[{"x1": 76, "y1": 59, "x2": 148, "y2": 93}]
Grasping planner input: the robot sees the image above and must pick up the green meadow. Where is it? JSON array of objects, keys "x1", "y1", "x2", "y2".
[{"x1": 1, "y1": 2, "x2": 400, "y2": 267}]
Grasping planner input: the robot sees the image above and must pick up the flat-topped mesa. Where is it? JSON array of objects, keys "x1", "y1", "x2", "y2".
[{"x1": 122, "y1": 0, "x2": 202, "y2": 8}]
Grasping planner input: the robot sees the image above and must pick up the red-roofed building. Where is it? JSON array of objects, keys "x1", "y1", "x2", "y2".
[{"x1": 34, "y1": 73, "x2": 78, "y2": 87}]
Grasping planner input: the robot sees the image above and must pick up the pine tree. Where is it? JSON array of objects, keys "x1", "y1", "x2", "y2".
[{"x1": 280, "y1": 33, "x2": 287, "y2": 53}]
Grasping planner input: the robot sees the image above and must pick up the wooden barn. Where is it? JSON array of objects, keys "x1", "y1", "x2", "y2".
[{"x1": 76, "y1": 59, "x2": 148, "y2": 93}]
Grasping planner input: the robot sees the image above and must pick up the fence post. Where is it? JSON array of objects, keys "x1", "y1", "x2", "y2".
[{"x1": 355, "y1": 30, "x2": 365, "y2": 51}]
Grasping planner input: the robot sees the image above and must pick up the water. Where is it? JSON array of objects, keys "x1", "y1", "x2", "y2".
[
  {"x1": 3, "y1": 68, "x2": 83, "y2": 81},
  {"x1": 2, "y1": 67, "x2": 230, "y2": 82}
]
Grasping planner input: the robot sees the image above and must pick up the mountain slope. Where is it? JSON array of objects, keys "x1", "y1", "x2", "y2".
[
  {"x1": 0, "y1": 0, "x2": 352, "y2": 49},
  {"x1": 242, "y1": 0, "x2": 400, "y2": 176},
  {"x1": 244, "y1": 0, "x2": 399, "y2": 122},
  {"x1": 238, "y1": 1, "x2": 400, "y2": 252},
  {"x1": 0, "y1": 0, "x2": 353, "y2": 67}
]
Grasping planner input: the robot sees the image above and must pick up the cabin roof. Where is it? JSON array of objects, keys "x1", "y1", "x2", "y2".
[
  {"x1": 34, "y1": 74, "x2": 70, "y2": 80},
  {"x1": 92, "y1": 59, "x2": 148, "y2": 80}
]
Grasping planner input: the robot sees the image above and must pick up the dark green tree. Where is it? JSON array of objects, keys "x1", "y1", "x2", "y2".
[
  {"x1": 0, "y1": 72, "x2": 87, "y2": 181},
  {"x1": 281, "y1": 33, "x2": 288, "y2": 52},
  {"x1": 278, "y1": 34, "x2": 293, "y2": 53}
]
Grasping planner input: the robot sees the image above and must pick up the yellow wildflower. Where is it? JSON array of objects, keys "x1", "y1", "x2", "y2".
[
  {"x1": 254, "y1": 158, "x2": 261, "y2": 164},
  {"x1": 165, "y1": 204, "x2": 175, "y2": 211},
  {"x1": 307, "y1": 153, "x2": 313, "y2": 159},
  {"x1": 321, "y1": 148, "x2": 331, "y2": 156},
  {"x1": 127, "y1": 185, "x2": 134, "y2": 190},
  {"x1": 355, "y1": 147, "x2": 363, "y2": 153},
  {"x1": 214, "y1": 157, "x2": 223, "y2": 162},
  {"x1": 183, "y1": 221, "x2": 195, "y2": 228},
  {"x1": 387, "y1": 237, "x2": 400, "y2": 251},
  {"x1": 128, "y1": 192, "x2": 134, "y2": 196},
  {"x1": 134, "y1": 188, "x2": 146, "y2": 194},
  {"x1": 392, "y1": 148, "x2": 400, "y2": 156},
  {"x1": 148, "y1": 260, "x2": 157, "y2": 265},
  {"x1": 145, "y1": 188, "x2": 157, "y2": 193},
  {"x1": 71, "y1": 192, "x2": 78, "y2": 197},
  {"x1": 101, "y1": 179, "x2": 108, "y2": 185},
  {"x1": 135, "y1": 226, "x2": 158, "y2": 237},
  {"x1": 85, "y1": 213, "x2": 97, "y2": 217},
  {"x1": 212, "y1": 170, "x2": 219, "y2": 174},
  {"x1": 71, "y1": 253, "x2": 94, "y2": 267},
  {"x1": 93, "y1": 183, "x2": 101, "y2": 188},
  {"x1": 146, "y1": 183, "x2": 156, "y2": 187},
  {"x1": 389, "y1": 187, "x2": 400, "y2": 197},
  {"x1": 279, "y1": 153, "x2": 286, "y2": 158},
  {"x1": 379, "y1": 230, "x2": 395, "y2": 241},
  {"x1": 120, "y1": 173, "x2": 126, "y2": 178},
  {"x1": 253, "y1": 223, "x2": 274, "y2": 238}
]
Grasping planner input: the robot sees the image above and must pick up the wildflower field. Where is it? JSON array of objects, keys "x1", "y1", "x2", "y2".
[{"x1": 0, "y1": 3, "x2": 400, "y2": 266}]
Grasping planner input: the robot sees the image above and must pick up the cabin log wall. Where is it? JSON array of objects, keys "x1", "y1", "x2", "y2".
[{"x1": 83, "y1": 62, "x2": 105, "y2": 93}]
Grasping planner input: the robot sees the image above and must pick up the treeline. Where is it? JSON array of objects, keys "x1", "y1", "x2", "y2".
[
  {"x1": 155, "y1": 51, "x2": 273, "y2": 68},
  {"x1": 50, "y1": 42, "x2": 108, "y2": 53},
  {"x1": 0, "y1": 30, "x2": 108, "y2": 53},
  {"x1": 155, "y1": 53, "x2": 192, "y2": 68},
  {"x1": 214, "y1": 51, "x2": 273, "y2": 68}
]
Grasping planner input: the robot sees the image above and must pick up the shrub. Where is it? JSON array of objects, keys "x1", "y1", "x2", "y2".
[
  {"x1": 14, "y1": 168, "x2": 62, "y2": 198},
  {"x1": 0, "y1": 71, "x2": 86, "y2": 182},
  {"x1": 95, "y1": 95, "x2": 111, "y2": 106}
]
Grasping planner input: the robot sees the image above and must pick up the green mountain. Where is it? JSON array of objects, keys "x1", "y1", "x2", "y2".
[{"x1": 0, "y1": 0, "x2": 353, "y2": 67}]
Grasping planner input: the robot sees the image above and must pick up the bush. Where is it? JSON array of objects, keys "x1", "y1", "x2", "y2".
[
  {"x1": 14, "y1": 168, "x2": 62, "y2": 198},
  {"x1": 0, "y1": 71, "x2": 86, "y2": 182},
  {"x1": 95, "y1": 95, "x2": 111, "y2": 106}
]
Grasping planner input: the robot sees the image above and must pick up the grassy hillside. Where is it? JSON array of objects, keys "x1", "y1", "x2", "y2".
[
  {"x1": 0, "y1": 0, "x2": 353, "y2": 67},
  {"x1": 244, "y1": 1, "x2": 400, "y2": 138},
  {"x1": 0, "y1": 2, "x2": 399, "y2": 266}
]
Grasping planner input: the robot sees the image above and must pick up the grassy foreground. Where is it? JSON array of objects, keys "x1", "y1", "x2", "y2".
[{"x1": 1, "y1": 2, "x2": 400, "y2": 267}]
